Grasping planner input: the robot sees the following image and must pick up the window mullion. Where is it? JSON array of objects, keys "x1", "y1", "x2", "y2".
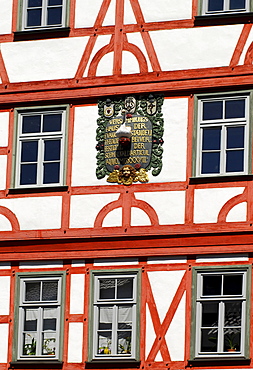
[{"x1": 112, "y1": 304, "x2": 117, "y2": 355}]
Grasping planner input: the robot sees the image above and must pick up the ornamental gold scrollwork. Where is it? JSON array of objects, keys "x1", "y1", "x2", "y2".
[{"x1": 107, "y1": 165, "x2": 149, "y2": 186}]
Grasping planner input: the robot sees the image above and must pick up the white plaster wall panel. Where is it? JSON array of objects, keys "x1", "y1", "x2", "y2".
[
  {"x1": 131, "y1": 207, "x2": 152, "y2": 226},
  {"x1": 1, "y1": 37, "x2": 89, "y2": 83},
  {"x1": 96, "y1": 52, "x2": 114, "y2": 76},
  {"x1": 71, "y1": 260, "x2": 85, "y2": 267},
  {"x1": 139, "y1": 0, "x2": 192, "y2": 22},
  {"x1": 165, "y1": 292, "x2": 185, "y2": 361},
  {"x1": 196, "y1": 253, "x2": 249, "y2": 263},
  {"x1": 75, "y1": 0, "x2": 103, "y2": 28},
  {"x1": 102, "y1": 207, "x2": 122, "y2": 227},
  {"x1": 147, "y1": 270, "x2": 185, "y2": 322},
  {"x1": 0, "y1": 276, "x2": 10, "y2": 315},
  {"x1": 0, "y1": 214, "x2": 12, "y2": 231},
  {"x1": 0, "y1": 112, "x2": 9, "y2": 147},
  {"x1": 135, "y1": 191, "x2": 185, "y2": 225},
  {"x1": 70, "y1": 193, "x2": 120, "y2": 228},
  {"x1": 72, "y1": 106, "x2": 106, "y2": 186},
  {"x1": 150, "y1": 25, "x2": 243, "y2": 71},
  {"x1": 0, "y1": 0, "x2": 13, "y2": 34},
  {"x1": 145, "y1": 303, "x2": 157, "y2": 360},
  {"x1": 0, "y1": 155, "x2": 7, "y2": 190},
  {"x1": 0, "y1": 324, "x2": 8, "y2": 362},
  {"x1": 238, "y1": 27, "x2": 253, "y2": 64},
  {"x1": 19, "y1": 260, "x2": 63, "y2": 269},
  {"x1": 147, "y1": 256, "x2": 187, "y2": 264},
  {"x1": 124, "y1": 0, "x2": 137, "y2": 24},
  {"x1": 94, "y1": 258, "x2": 139, "y2": 266},
  {"x1": 0, "y1": 197, "x2": 62, "y2": 230},
  {"x1": 83, "y1": 35, "x2": 111, "y2": 77},
  {"x1": 122, "y1": 50, "x2": 141, "y2": 75},
  {"x1": 69, "y1": 274, "x2": 85, "y2": 314},
  {"x1": 194, "y1": 187, "x2": 245, "y2": 224},
  {"x1": 102, "y1": 0, "x2": 116, "y2": 26},
  {"x1": 67, "y1": 322, "x2": 83, "y2": 363},
  {"x1": 0, "y1": 262, "x2": 11, "y2": 269},
  {"x1": 226, "y1": 202, "x2": 247, "y2": 222},
  {"x1": 126, "y1": 33, "x2": 153, "y2": 72}
]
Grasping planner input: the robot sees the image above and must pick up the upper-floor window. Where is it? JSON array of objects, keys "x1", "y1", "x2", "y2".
[
  {"x1": 13, "y1": 107, "x2": 68, "y2": 188},
  {"x1": 20, "y1": 0, "x2": 68, "y2": 31},
  {"x1": 195, "y1": 94, "x2": 250, "y2": 177},
  {"x1": 201, "y1": 0, "x2": 250, "y2": 14}
]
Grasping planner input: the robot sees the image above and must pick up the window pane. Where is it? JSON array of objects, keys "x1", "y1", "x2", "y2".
[
  {"x1": 99, "y1": 306, "x2": 113, "y2": 330},
  {"x1": 23, "y1": 332, "x2": 37, "y2": 355},
  {"x1": 48, "y1": 0, "x2": 62, "y2": 4},
  {"x1": 225, "y1": 100, "x2": 245, "y2": 119},
  {"x1": 203, "y1": 101, "x2": 223, "y2": 120},
  {"x1": 118, "y1": 306, "x2": 132, "y2": 329},
  {"x1": 99, "y1": 279, "x2": 115, "y2": 299},
  {"x1": 117, "y1": 278, "x2": 133, "y2": 299},
  {"x1": 43, "y1": 114, "x2": 62, "y2": 132},
  {"x1": 202, "y1": 128, "x2": 221, "y2": 150},
  {"x1": 201, "y1": 152, "x2": 220, "y2": 174},
  {"x1": 117, "y1": 331, "x2": 132, "y2": 354},
  {"x1": 227, "y1": 126, "x2": 244, "y2": 149},
  {"x1": 43, "y1": 307, "x2": 57, "y2": 330},
  {"x1": 28, "y1": 0, "x2": 42, "y2": 6},
  {"x1": 22, "y1": 115, "x2": 41, "y2": 133},
  {"x1": 21, "y1": 141, "x2": 38, "y2": 162},
  {"x1": 25, "y1": 282, "x2": 40, "y2": 301},
  {"x1": 226, "y1": 150, "x2": 244, "y2": 172},
  {"x1": 44, "y1": 140, "x2": 61, "y2": 161},
  {"x1": 27, "y1": 9, "x2": 42, "y2": 26},
  {"x1": 224, "y1": 301, "x2": 242, "y2": 327},
  {"x1": 224, "y1": 328, "x2": 241, "y2": 351},
  {"x1": 201, "y1": 329, "x2": 217, "y2": 352},
  {"x1": 42, "y1": 281, "x2": 58, "y2": 301},
  {"x1": 47, "y1": 7, "x2": 62, "y2": 25},
  {"x1": 223, "y1": 274, "x2": 243, "y2": 295},
  {"x1": 24, "y1": 309, "x2": 38, "y2": 331},
  {"x1": 98, "y1": 332, "x2": 112, "y2": 354},
  {"x1": 20, "y1": 164, "x2": 37, "y2": 185},
  {"x1": 43, "y1": 162, "x2": 60, "y2": 184},
  {"x1": 230, "y1": 0, "x2": 246, "y2": 9},
  {"x1": 201, "y1": 302, "x2": 219, "y2": 327},
  {"x1": 203, "y1": 275, "x2": 222, "y2": 295},
  {"x1": 42, "y1": 332, "x2": 56, "y2": 355}
]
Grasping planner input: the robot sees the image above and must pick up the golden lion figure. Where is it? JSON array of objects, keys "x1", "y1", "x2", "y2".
[{"x1": 107, "y1": 165, "x2": 149, "y2": 185}]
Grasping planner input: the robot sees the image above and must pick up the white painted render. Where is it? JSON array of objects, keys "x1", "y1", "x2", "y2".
[
  {"x1": 102, "y1": 0, "x2": 116, "y2": 26},
  {"x1": 75, "y1": 0, "x2": 103, "y2": 28},
  {"x1": 70, "y1": 193, "x2": 120, "y2": 228},
  {"x1": 0, "y1": 324, "x2": 8, "y2": 363},
  {"x1": 0, "y1": 112, "x2": 9, "y2": 147},
  {"x1": 131, "y1": 207, "x2": 152, "y2": 226},
  {"x1": 0, "y1": 262, "x2": 11, "y2": 269},
  {"x1": 0, "y1": 155, "x2": 7, "y2": 190},
  {"x1": 238, "y1": 27, "x2": 253, "y2": 65},
  {"x1": 0, "y1": 214, "x2": 12, "y2": 231},
  {"x1": 123, "y1": 32, "x2": 153, "y2": 73},
  {"x1": 0, "y1": 0, "x2": 13, "y2": 35},
  {"x1": 139, "y1": 0, "x2": 192, "y2": 22},
  {"x1": 93, "y1": 258, "x2": 139, "y2": 266},
  {"x1": 226, "y1": 201, "x2": 247, "y2": 222},
  {"x1": 67, "y1": 322, "x2": 83, "y2": 363},
  {"x1": 150, "y1": 25, "x2": 243, "y2": 71},
  {"x1": 71, "y1": 260, "x2": 86, "y2": 267},
  {"x1": 69, "y1": 274, "x2": 85, "y2": 314},
  {"x1": 122, "y1": 50, "x2": 142, "y2": 75},
  {"x1": 1, "y1": 37, "x2": 88, "y2": 83},
  {"x1": 147, "y1": 256, "x2": 187, "y2": 264},
  {"x1": 19, "y1": 260, "x2": 63, "y2": 269},
  {"x1": 96, "y1": 52, "x2": 114, "y2": 76},
  {"x1": 102, "y1": 207, "x2": 122, "y2": 227},
  {"x1": 0, "y1": 276, "x2": 10, "y2": 315},
  {"x1": 196, "y1": 253, "x2": 249, "y2": 263},
  {"x1": 194, "y1": 187, "x2": 245, "y2": 224},
  {"x1": 0, "y1": 196, "x2": 62, "y2": 230},
  {"x1": 135, "y1": 191, "x2": 185, "y2": 225}
]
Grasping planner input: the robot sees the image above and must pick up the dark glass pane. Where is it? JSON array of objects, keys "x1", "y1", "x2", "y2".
[
  {"x1": 226, "y1": 150, "x2": 244, "y2": 172},
  {"x1": 24, "y1": 309, "x2": 38, "y2": 331},
  {"x1": 117, "y1": 331, "x2": 132, "y2": 354},
  {"x1": 47, "y1": 7, "x2": 62, "y2": 25},
  {"x1": 224, "y1": 301, "x2": 242, "y2": 327},
  {"x1": 202, "y1": 152, "x2": 220, "y2": 174},
  {"x1": 117, "y1": 278, "x2": 133, "y2": 299},
  {"x1": 22, "y1": 115, "x2": 41, "y2": 133},
  {"x1": 201, "y1": 329, "x2": 217, "y2": 352},
  {"x1": 28, "y1": 0, "x2": 42, "y2": 6},
  {"x1": 99, "y1": 306, "x2": 113, "y2": 330},
  {"x1": 42, "y1": 281, "x2": 58, "y2": 300},
  {"x1": 203, "y1": 101, "x2": 223, "y2": 120},
  {"x1": 25, "y1": 282, "x2": 40, "y2": 301},
  {"x1": 230, "y1": 0, "x2": 246, "y2": 9},
  {"x1": 208, "y1": 0, "x2": 224, "y2": 10},
  {"x1": 43, "y1": 114, "x2": 62, "y2": 132},
  {"x1": 27, "y1": 9, "x2": 42, "y2": 26},
  {"x1": 20, "y1": 163, "x2": 37, "y2": 185},
  {"x1": 202, "y1": 128, "x2": 221, "y2": 150},
  {"x1": 225, "y1": 99, "x2": 245, "y2": 119},
  {"x1": 48, "y1": 0, "x2": 62, "y2": 5},
  {"x1": 203, "y1": 275, "x2": 222, "y2": 295},
  {"x1": 202, "y1": 302, "x2": 219, "y2": 327},
  {"x1": 44, "y1": 140, "x2": 61, "y2": 161},
  {"x1": 21, "y1": 141, "x2": 38, "y2": 162},
  {"x1": 99, "y1": 279, "x2": 115, "y2": 299},
  {"x1": 224, "y1": 275, "x2": 243, "y2": 295},
  {"x1": 227, "y1": 126, "x2": 244, "y2": 149},
  {"x1": 43, "y1": 318, "x2": 56, "y2": 330},
  {"x1": 43, "y1": 162, "x2": 60, "y2": 184},
  {"x1": 224, "y1": 328, "x2": 241, "y2": 351}
]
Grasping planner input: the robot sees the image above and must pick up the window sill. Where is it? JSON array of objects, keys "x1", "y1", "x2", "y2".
[
  {"x1": 8, "y1": 185, "x2": 68, "y2": 194},
  {"x1": 85, "y1": 360, "x2": 140, "y2": 368},
  {"x1": 188, "y1": 357, "x2": 250, "y2": 364},
  {"x1": 194, "y1": 12, "x2": 253, "y2": 26},
  {"x1": 189, "y1": 174, "x2": 253, "y2": 184},
  {"x1": 10, "y1": 360, "x2": 63, "y2": 368},
  {"x1": 14, "y1": 27, "x2": 70, "y2": 41}
]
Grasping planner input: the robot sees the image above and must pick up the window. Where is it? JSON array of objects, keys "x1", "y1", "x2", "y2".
[
  {"x1": 89, "y1": 271, "x2": 140, "y2": 361},
  {"x1": 201, "y1": 0, "x2": 250, "y2": 15},
  {"x1": 13, "y1": 107, "x2": 67, "y2": 188},
  {"x1": 20, "y1": 0, "x2": 68, "y2": 31},
  {"x1": 195, "y1": 94, "x2": 250, "y2": 177},
  {"x1": 191, "y1": 267, "x2": 250, "y2": 359},
  {"x1": 14, "y1": 273, "x2": 65, "y2": 361}
]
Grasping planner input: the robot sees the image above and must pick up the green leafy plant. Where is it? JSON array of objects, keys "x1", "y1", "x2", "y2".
[{"x1": 23, "y1": 335, "x2": 36, "y2": 355}]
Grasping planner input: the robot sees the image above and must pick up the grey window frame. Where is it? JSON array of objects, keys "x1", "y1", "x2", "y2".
[{"x1": 200, "y1": 0, "x2": 251, "y2": 15}]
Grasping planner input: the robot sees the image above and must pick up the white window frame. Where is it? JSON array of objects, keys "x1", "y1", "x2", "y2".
[
  {"x1": 196, "y1": 94, "x2": 250, "y2": 177},
  {"x1": 91, "y1": 272, "x2": 139, "y2": 361},
  {"x1": 16, "y1": 275, "x2": 63, "y2": 361},
  {"x1": 14, "y1": 107, "x2": 67, "y2": 188},
  {"x1": 193, "y1": 268, "x2": 250, "y2": 359},
  {"x1": 21, "y1": 0, "x2": 67, "y2": 31},
  {"x1": 201, "y1": 0, "x2": 250, "y2": 15}
]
